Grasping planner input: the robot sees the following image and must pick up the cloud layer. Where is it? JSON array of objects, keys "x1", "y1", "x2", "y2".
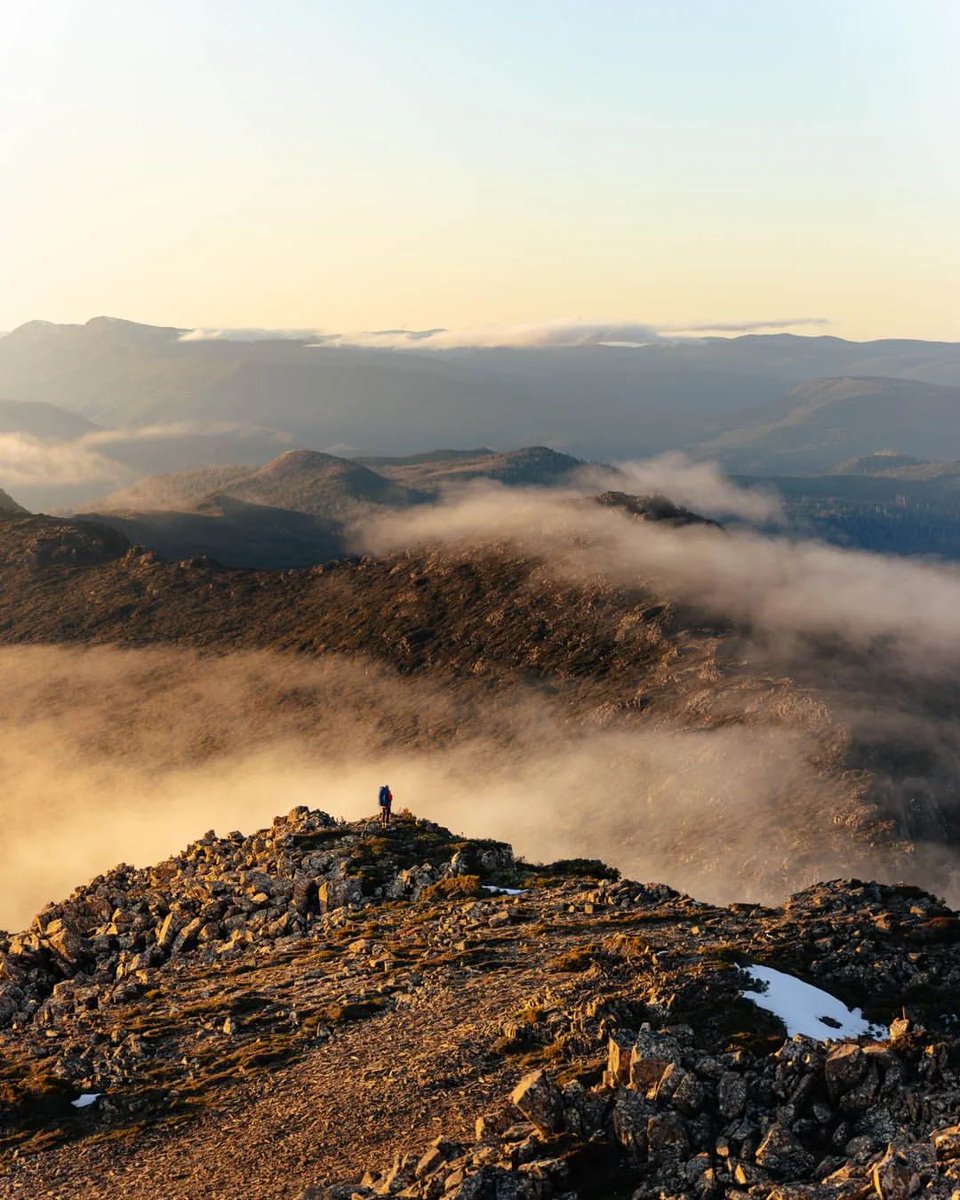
[
  {"x1": 0, "y1": 432, "x2": 130, "y2": 488},
  {"x1": 177, "y1": 317, "x2": 830, "y2": 350},
  {"x1": 0, "y1": 645, "x2": 907, "y2": 933},
  {"x1": 0, "y1": 423, "x2": 292, "y2": 494},
  {"x1": 2, "y1": 462, "x2": 957, "y2": 931},
  {"x1": 579, "y1": 454, "x2": 784, "y2": 523},
  {"x1": 357, "y1": 478, "x2": 960, "y2": 672}
]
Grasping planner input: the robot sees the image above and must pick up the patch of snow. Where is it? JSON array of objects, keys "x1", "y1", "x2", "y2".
[
  {"x1": 71, "y1": 1093, "x2": 102, "y2": 1109},
  {"x1": 482, "y1": 885, "x2": 525, "y2": 895},
  {"x1": 743, "y1": 964, "x2": 885, "y2": 1042}
]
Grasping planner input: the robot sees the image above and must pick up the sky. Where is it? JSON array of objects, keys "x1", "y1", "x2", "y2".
[{"x1": 2, "y1": 0, "x2": 958, "y2": 341}]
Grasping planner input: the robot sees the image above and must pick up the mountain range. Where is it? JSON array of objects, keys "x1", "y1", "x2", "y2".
[
  {"x1": 694, "y1": 377, "x2": 960, "y2": 475},
  {"x1": 4, "y1": 317, "x2": 960, "y2": 512}
]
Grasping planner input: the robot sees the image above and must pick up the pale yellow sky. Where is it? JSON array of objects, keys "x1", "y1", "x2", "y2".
[{"x1": 2, "y1": 1, "x2": 958, "y2": 341}]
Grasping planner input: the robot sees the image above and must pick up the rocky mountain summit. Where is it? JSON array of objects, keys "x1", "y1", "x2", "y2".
[{"x1": 2, "y1": 810, "x2": 960, "y2": 1199}]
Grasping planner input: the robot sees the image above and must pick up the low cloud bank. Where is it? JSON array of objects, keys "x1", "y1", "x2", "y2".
[
  {"x1": 358, "y1": 480, "x2": 960, "y2": 674},
  {"x1": 0, "y1": 432, "x2": 130, "y2": 487},
  {"x1": 0, "y1": 645, "x2": 920, "y2": 933},
  {"x1": 83, "y1": 420, "x2": 282, "y2": 447},
  {"x1": 176, "y1": 317, "x2": 830, "y2": 350},
  {"x1": 4, "y1": 465, "x2": 959, "y2": 929},
  {"x1": 0, "y1": 422, "x2": 291, "y2": 498},
  {"x1": 579, "y1": 454, "x2": 783, "y2": 523},
  {"x1": 353, "y1": 472, "x2": 960, "y2": 893}
]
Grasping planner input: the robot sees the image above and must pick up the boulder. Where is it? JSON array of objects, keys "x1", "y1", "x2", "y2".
[
  {"x1": 605, "y1": 1030, "x2": 635, "y2": 1086},
  {"x1": 510, "y1": 1070, "x2": 564, "y2": 1137},
  {"x1": 628, "y1": 1025, "x2": 683, "y2": 1090},
  {"x1": 717, "y1": 1070, "x2": 748, "y2": 1118},
  {"x1": 825, "y1": 1044, "x2": 870, "y2": 1100},
  {"x1": 612, "y1": 1090, "x2": 650, "y2": 1155},
  {"x1": 755, "y1": 1123, "x2": 817, "y2": 1178},
  {"x1": 156, "y1": 912, "x2": 182, "y2": 952},
  {"x1": 870, "y1": 1143, "x2": 934, "y2": 1200},
  {"x1": 318, "y1": 878, "x2": 364, "y2": 913},
  {"x1": 171, "y1": 917, "x2": 203, "y2": 955},
  {"x1": 670, "y1": 1068, "x2": 706, "y2": 1115},
  {"x1": 646, "y1": 1111, "x2": 689, "y2": 1162},
  {"x1": 45, "y1": 927, "x2": 85, "y2": 965},
  {"x1": 934, "y1": 1125, "x2": 960, "y2": 1161}
]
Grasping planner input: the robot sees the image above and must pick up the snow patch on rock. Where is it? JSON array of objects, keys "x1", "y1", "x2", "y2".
[{"x1": 743, "y1": 964, "x2": 884, "y2": 1042}]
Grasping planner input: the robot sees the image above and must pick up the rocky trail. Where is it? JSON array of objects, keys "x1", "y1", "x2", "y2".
[{"x1": 1, "y1": 811, "x2": 960, "y2": 1198}]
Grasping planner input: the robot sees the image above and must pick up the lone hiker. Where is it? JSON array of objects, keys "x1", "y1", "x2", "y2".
[{"x1": 378, "y1": 783, "x2": 393, "y2": 827}]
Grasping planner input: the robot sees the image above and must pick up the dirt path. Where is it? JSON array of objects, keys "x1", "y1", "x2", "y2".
[{"x1": 2, "y1": 946, "x2": 566, "y2": 1199}]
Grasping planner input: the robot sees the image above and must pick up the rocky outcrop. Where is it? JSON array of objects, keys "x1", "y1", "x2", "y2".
[
  {"x1": 594, "y1": 490, "x2": 724, "y2": 530},
  {"x1": 3, "y1": 813, "x2": 960, "y2": 1200},
  {"x1": 338, "y1": 1017, "x2": 960, "y2": 1200},
  {"x1": 0, "y1": 811, "x2": 514, "y2": 1033}
]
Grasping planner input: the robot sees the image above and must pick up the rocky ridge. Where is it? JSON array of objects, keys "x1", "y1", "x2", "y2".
[{"x1": 1, "y1": 811, "x2": 960, "y2": 1199}]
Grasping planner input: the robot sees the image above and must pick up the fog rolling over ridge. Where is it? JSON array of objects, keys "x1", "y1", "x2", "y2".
[
  {"x1": 358, "y1": 475, "x2": 960, "y2": 670},
  {"x1": 356, "y1": 476, "x2": 960, "y2": 871},
  {"x1": 5, "y1": 466, "x2": 960, "y2": 930},
  {"x1": 0, "y1": 644, "x2": 928, "y2": 934}
]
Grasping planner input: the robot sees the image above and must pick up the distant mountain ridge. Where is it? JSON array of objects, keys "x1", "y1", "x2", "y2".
[
  {"x1": 3, "y1": 318, "x2": 960, "y2": 490},
  {"x1": 0, "y1": 398, "x2": 100, "y2": 441},
  {"x1": 693, "y1": 376, "x2": 960, "y2": 474},
  {"x1": 829, "y1": 450, "x2": 960, "y2": 485},
  {"x1": 361, "y1": 445, "x2": 584, "y2": 489},
  {"x1": 5, "y1": 316, "x2": 960, "y2": 518},
  {"x1": 222, "y1": 449, "x2": 428, "y2": 514},
  {"x1": 830, "y1": 451, "x2": 932, "y2": 475},
  {"x1": 80, "y1": 446, "x2": 586, "y2": 568},
  {"x1": 90, "y1": 446, "x2": 583, "y2": 516}
]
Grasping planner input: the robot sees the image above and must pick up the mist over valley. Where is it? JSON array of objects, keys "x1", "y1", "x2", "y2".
[
  {"x1": 4, "y1": 458, "x2": 960, "y2": 933},
  {"x1": 4, "y1": 318, "x2": 960, "y2": 933}
]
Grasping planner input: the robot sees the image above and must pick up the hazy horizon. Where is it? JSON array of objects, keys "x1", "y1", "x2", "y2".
[{"x1": 7, "y1": 313, "x2": 960, "y2": 347}]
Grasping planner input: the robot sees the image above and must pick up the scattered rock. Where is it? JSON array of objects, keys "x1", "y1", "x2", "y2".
[{"x1": 510, "y1": 1070, "x2": 564, "y2": 1137}]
